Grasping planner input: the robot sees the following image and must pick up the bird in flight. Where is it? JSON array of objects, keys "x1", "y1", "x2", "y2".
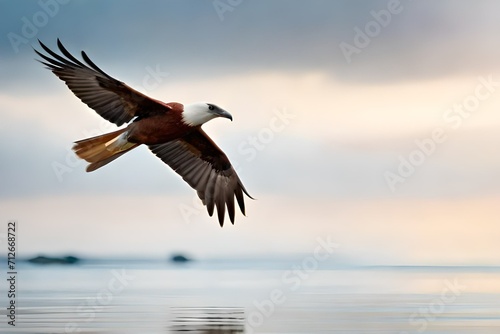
[{"x1": 34, "y1": 39, "x2": 252, "y2": 226}]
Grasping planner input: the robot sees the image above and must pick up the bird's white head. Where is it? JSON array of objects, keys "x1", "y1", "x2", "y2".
[{"x1": 182, "y1": 102, "x2": 233, "y2": 127}]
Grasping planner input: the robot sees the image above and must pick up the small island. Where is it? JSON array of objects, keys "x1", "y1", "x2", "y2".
[
  {"x1": 170, "y1": 254, "x2": 192, "y2": 263},
  {"x1": 27, "y1": 255, "x2": 80, "y2": 265}
]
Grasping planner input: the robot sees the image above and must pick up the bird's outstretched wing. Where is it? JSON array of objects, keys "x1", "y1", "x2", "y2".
[
  {"x1": 34, "y1": 39, "x2": 170, "y2": 126},
  {"x1": 149, "y1": 129, "x2": 253, "y2": 226}
]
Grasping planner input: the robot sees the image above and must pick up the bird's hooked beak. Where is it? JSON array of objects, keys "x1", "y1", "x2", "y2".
[
  {"x1": 219, "y1": 109, "x2": 233, "y2": 121},
  {"x1": 212, "y1": 106, "x2": 233, "y2": 121}
]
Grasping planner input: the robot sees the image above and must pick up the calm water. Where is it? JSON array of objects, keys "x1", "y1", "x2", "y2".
[{"x1": 2, "y1": 259, "x2": 500, "y2": 333}]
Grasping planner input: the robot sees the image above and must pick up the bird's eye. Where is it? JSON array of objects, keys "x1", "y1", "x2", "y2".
[{"x1": 208, "y1": 104, "x2": 215, "y2": 110}]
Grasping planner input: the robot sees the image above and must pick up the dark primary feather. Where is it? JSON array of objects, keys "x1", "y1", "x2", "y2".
[
  {"x1": 34, "y1": 39, "x2": 170, "y2": 126},
  {"x1": 149, "y1": 129, "x2": 253, "y2": 226}
]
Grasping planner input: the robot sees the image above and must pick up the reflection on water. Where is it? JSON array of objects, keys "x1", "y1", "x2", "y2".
[
  {"x1": 1, "y1": 261, "x2": 500, "y2": 333},
  {"x1": 170, "y1": 307, "x2": 245, "y2": 333}
]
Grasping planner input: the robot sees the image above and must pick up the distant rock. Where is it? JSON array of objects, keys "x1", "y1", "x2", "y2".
[
  {"x1": 27, "y1": 255, "x2": 80, "y2": 265},
  {"x1": 170, "y1": 254, "x2": 191, "y2": 263}
]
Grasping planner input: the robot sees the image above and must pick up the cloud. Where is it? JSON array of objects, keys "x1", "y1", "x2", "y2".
[
  {"x1": 2, "y1": 68, "x2": 500, "y2": 200},
  {"x1": 3, "y1": 0, "x2": 500, "y2": 88}
]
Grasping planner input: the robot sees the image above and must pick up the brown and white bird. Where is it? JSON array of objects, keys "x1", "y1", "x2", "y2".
[{"x1": 35, "y1": 39, "x2": 252, "y2": 226}]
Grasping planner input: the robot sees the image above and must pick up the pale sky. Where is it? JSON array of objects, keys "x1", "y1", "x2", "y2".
[{"x1": 1, "y1": 0, "x2": 499, "y2": 264}]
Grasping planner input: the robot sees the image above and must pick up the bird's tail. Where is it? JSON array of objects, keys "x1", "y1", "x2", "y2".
[{"x1": 72, "y1": 128, "x2": 139, "y2": 172}]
